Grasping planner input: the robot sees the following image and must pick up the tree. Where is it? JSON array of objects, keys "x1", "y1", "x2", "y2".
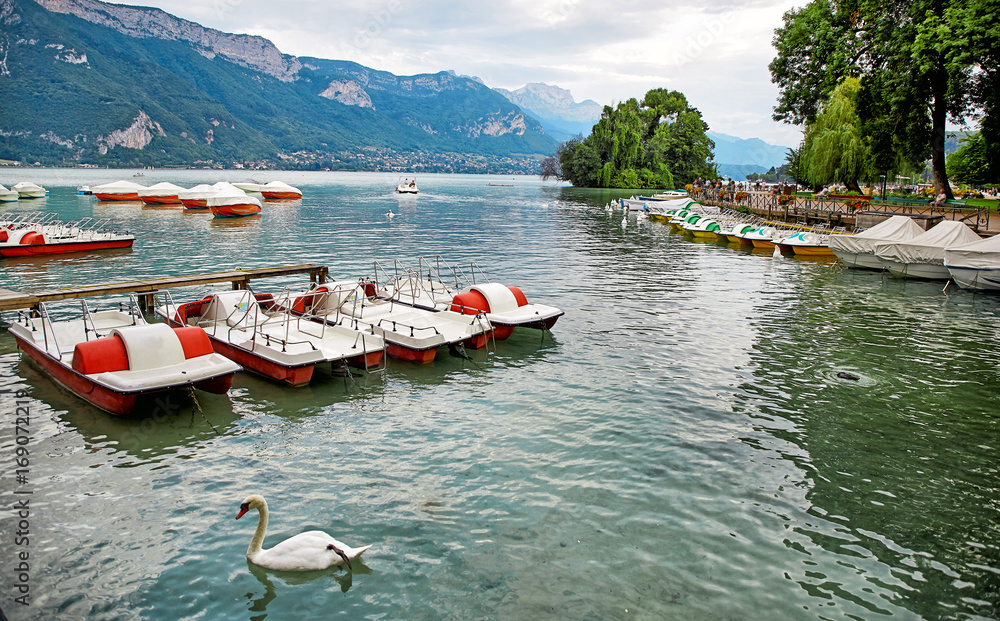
[
  {"x1": 800, "y1": 77, "x2": 868, "y2": 192},
  {"x1": 556, "y1": 89, "x2": 715, "y2": 188},
  {"x1": 947, "y1": 131, "x2": 996, "y2": 186},
  {"x1": 769, "y1": 0, "x2": 998, "y2": 200}
]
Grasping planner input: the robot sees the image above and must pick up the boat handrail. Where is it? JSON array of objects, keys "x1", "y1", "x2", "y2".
[
  {"x1": 35, "y1": 303, "x2": 62, "y2": 359},
  {"x1": 80, "y1": 294, "x2": 144, "y2": 340},
  {"x1": 374, "y1": 317, "x2": 441, "y2": 337}
]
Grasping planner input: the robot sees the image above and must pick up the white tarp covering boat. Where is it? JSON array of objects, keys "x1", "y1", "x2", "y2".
[
  {"x1": 874, "y1": 221, "x2": 982, "y2": 279},
  {"x1": 944, "y1": 234, "x2": 1000, "y2": 291},
  {"x1": 92, "y1": 180, "x2": 145, "y2": 200},
  {"x1": 829, "y1": 216, "x2": 926, "y2": 269},
  {"x1": 138, "y1": 182, "x2": 185, "y2": 203}
]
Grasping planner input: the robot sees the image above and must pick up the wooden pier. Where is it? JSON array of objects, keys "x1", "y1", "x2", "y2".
[{"x1": 0, "y1": 263, "x2": 328, "y2": 313}]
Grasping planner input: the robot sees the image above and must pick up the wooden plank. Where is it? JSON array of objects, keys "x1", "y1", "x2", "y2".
[{"x1": 0, "y1": 264, "x2": 328, "y2": 312}]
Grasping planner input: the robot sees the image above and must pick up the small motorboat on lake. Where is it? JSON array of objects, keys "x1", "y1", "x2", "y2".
[
  {"x1": 0, "y1": 184, "x2": 20, "y2": 202},
  {"x1": 156, "y1": 289, "x2": 385, "y2": 386},
  {"x1": 178, "y1": 183, "x2": 218, "y2": 209},
  {"x1": 874, "y1": 220, "x2": 982, "y2": 280},
  {"x1": 12, "y1": 182, "x2": 47, "y2": 198},
  {"x1": 7, "y1": 297, "x2": 240, "y2": 416},
  {"x1": 207, "y1": 185, "x2": 262, "y2": 218},
  {"x1": 396, "y1": 178, "x2": 419, "y2": 194},
  {"x1": 944, "y1": 234, "x2": 1000, "y2": 291},
  {"x1": 260, "y1": 180, "x2": 302, "y2": 199},
  {"x1": 138, "y1": 182, "x2": 185, "y2": 205},
  {"x1": 92, "y1": 180, "x2": 145, "y2": 201},
  {"x1": 829, "y1": 215, "x2": 925, "y2": 270}
]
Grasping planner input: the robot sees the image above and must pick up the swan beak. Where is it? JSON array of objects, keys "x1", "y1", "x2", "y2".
[
  {"x1": 327, "y1": 544, "x2": 352, "y2": 570},
  {"x1": 236, "y1": 503, "x2": 249, "y2": 520}
]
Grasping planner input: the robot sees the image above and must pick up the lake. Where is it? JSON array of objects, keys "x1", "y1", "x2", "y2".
[{"x1": 0, "y1": 169, "x2": 998, "y2": 620}]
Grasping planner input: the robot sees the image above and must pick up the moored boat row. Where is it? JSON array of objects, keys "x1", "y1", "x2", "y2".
[
  {"x1": 620, "y1": 198, "x2": 1000, "y2": 292},
  {"x1": 85, "y1": 178, "x2": 302, "y2": 217},
  {"x1": 6, "y1": 257, "x2": 563, "y2": 415}
]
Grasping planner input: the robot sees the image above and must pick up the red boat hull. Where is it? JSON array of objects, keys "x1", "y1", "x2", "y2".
[
  {"x1": 387, "y1": 343, "x2": 437, "y2": 363},
  {"x1": 205, "y1": 336, "x2": 315, "y2": 387},
  {"x1": 11, "y1": 334, "x2": 233, "y2": 416},
  {"x1": 210, "y1": 203, "x2": 261, "y2": 218},
  {"x1": 261, "y1": 191, "x2": 302, "y2": 199},
  {"x1": 140, "y1": 195, "x2": 181, "y2": 205},
  {"x1": 0, "y1": 239, "x2": 134, "y2": 257},
  {"x1": 94, "y1": 192, "x2": 140, "y2": 201},
  {"x1": 181, "y1": 199, "x2": 208, "y2": 209}
]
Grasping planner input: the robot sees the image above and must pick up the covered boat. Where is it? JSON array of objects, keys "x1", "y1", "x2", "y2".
[
  {"x1": 156, "y1": 289, "x2": 385, "y2": 386},
  {"x1": 829, "y1": 215, "x2": 925, "y2": 270},
  {"x1": 232, "y1": 180, "x2": 266, "y2": 193},
  {"x1": 138, "y1": 182, "x2": 185, "y2": 205},
  {"x1": 874, "y1": 220, "x2": 982, "y2": 279},
  {"x1": 7, "y1": 298, "x2": 241, "y2": 416},
  {"x1": 92, "y1": 180, "x2": 145, "y2": 201},
  {"x1": 260, "y1": 180, "x2": 302, "y2": 199},
  {"x1": 0, "y1": 184, "x2": 19, "y2": 202},
  {"x1": 178, "y1": 183, "x2": 218, "y2": 209},
  {"x1": 12, "y1": 182, "x2": 47, "y2": 198},
  {"x1": 207, "y1": 185, "x2": 262, "y2": 218},
  {"x1": 944, "y1": 234, "x2": 1000, "y2": 291}
]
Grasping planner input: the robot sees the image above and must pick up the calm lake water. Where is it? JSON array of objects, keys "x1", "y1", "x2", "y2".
[{"x1": 1, "y1": 170, "x2": 998, "y2": 620}]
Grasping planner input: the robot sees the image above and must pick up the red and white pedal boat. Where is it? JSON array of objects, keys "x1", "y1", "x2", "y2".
[
  {"x1": 1, "y1": 217, "x2": 134, "y2": 257},
  {"x1": 377, "y1": 256, "x2": 564, "y2": 340},
  {"x1": 286, "y1": 280, "x2": 493, "y2": 363},
  {"x1": 156, "y1": 289, "x2": 386, "y2": 386},
  {"x1": 7, "y1": 299, "x2": 241, "y2": 416}
]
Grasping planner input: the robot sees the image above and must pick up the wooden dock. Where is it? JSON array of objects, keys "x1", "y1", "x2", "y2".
[{"x1": 0, "y1": 264, "x2": 328, "y2": 313}]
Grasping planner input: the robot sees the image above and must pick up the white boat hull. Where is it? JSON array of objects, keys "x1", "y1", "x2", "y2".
[
  {"x1": 881, "y1": 259, "x2": 952, "y2": 280},
  {"x1": 946, "y1": 266, "x2": 1000, "y2": 291},
  {"x1": 832, "y1": 249, "x2": 886, "y2": 270}
]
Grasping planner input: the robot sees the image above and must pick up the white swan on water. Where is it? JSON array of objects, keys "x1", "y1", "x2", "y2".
[{"x1": 236, "y1": 494, "x2": 371, "y2": 571}]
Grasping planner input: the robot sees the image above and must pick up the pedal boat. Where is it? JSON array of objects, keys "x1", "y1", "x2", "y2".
[
  {"x1": 7, "y1": 300, "x2": 240, "y2": 416},
  {"x1": 288, "y1": 280, "x2": 492, "y2": 363},
  {"x1": 371, "y1": 257, "x2": 564, "y2": 340},
  {"x1": 156, "y1": 289, "x2": 385, "y2": 386}
]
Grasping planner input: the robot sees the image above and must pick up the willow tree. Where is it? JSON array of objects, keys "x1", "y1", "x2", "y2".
[
  {"x1": 770, "y1": 0, "x2": 998, "y2": 199},
  {"x1": 802, "y1": 77, "x2": 868, "y2": 192}
]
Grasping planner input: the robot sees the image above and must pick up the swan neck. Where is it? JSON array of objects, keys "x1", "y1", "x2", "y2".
[{"x1": 247, "y1": 503, "x2": 268, "y2": 558}]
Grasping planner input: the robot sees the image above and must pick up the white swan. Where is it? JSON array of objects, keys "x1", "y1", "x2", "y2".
[
  {"x1": 236, "y1": 494, "x2": 371, "y2": 572},
  {"x1": 386, "y1": 210, "x2": 394, "y2": 219}
]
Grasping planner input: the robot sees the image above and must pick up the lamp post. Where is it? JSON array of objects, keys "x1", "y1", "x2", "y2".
[{"x1": 880, "y1": 174, "x2": 886, "y2": 206}]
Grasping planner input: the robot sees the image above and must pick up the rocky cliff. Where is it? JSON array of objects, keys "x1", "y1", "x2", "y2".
[{"x1": 35, "y1": 0, "x2": 302, "y2": 81}]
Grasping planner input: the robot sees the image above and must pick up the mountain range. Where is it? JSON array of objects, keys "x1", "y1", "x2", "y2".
[
  {"x1": 0, "y1": 0, "x2": 555, "y2": 171},
  {"x1": 0, "y1": 0, "x2": 793, "y2": 176}
]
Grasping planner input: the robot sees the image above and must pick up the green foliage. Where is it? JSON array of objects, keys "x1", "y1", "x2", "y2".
[
  {"x1": 556, "y1": 89, "x2": 713, "y2": 188},
  {"x1": 947, "y1": 132, "x2": 996, "y2": 186},
  {"x1": 769, "y1": 0, "x2": 997, "y2": 198},
  {"x1": 801, "y1": 77, "x2": 869, "y2": 190}
]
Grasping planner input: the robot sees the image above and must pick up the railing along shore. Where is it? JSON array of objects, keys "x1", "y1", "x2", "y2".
[{"x1": 691, "y1": 189, "x2": 994, "y2": 233}]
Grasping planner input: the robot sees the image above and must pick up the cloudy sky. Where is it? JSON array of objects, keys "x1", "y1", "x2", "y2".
[{"x1": 115, "y1": 0, "x2": 805, "y2": 147}]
